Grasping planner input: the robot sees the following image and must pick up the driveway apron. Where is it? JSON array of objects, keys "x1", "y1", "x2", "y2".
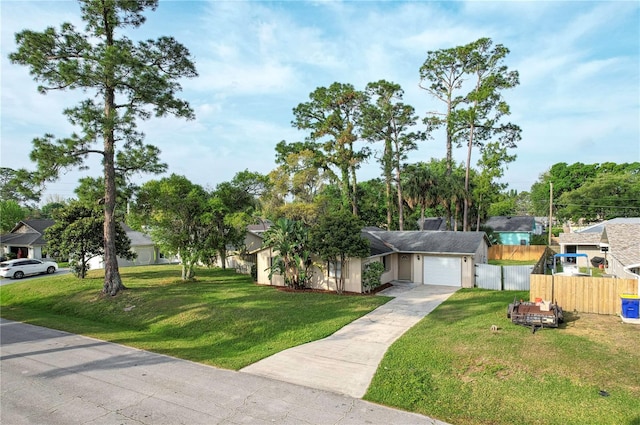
[{"x1": 241, "y1": 283, "x2": 459, "y2": 398}]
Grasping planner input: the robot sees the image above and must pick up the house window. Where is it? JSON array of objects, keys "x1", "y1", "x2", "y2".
[
  {"x1": 328, "y1": 261, "x2": 343, "y2": 278},
  {"x1": 382, "y1": 256, "x2": 390, "y2": 271}
]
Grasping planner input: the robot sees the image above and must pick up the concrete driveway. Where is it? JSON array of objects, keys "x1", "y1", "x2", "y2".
[
  {"x1": 0, "y1": 318, "x2": 449, "y2": 425},
  {"x1": 241, "y1": 283, "x2": 459, "y2": 398}
]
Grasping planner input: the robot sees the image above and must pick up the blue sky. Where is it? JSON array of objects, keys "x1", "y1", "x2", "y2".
[{"x1": 1, "y1": 0, "x2": 639, "y2": 202}]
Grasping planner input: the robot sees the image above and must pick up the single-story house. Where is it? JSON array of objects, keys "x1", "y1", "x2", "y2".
[
  {"x1": 87, "y1": 224, "x2": 175, "y2": 269},
  {"x1": 256, "y1": 230, "x2": 490, "y2": 293},
  {"x1": 211, "y1": 221, "x2": 272, "y2": 272},
  {"x1": 484, "y1": 216, "x2": 541, "y2": 245},
  {"x1": 559, "y1": 218, "x2": 640, "y2": 273},
  {"x1": 558, "y1": 232, "x2": 602, "y2": 269},
  {"x1": 599, "y1": 223, "x2": 640, "y2": 280},
  {"x1": 0, "y1": 219, "x2": 55, "y2": 260}
]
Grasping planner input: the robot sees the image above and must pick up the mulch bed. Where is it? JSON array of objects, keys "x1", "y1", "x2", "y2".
[{"x1": 275, "y1": 282, "x2": 393, "y2": 296}]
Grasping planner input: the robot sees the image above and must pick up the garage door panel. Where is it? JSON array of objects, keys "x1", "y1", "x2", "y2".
[{"x1": 423, "y1": 256, "x2": 461, "y2": 286}]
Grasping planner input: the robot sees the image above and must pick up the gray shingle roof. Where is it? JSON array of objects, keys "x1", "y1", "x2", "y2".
[
  {"x1": 558, "y1": 232, "x2": 601, "y2": 245},
  {"x1": 417, "y1": 217, "x2": 448, "y2": 231},
  {"x1": 0, "y1": 219, "x2": 55, "y2": 246},
  {"x1": 120, "y1": 224, "x2": 154, "y2": 247},
  {"x1": 578, "y1": 217, "x2": 640, "y2": 233},
  {"x1": 365, "y1": 230, "x2": 487, "y2": 255},
  {"x1": 601, "y1": 223, "x2": 640, "y2": 267},
  {"x1": 484, "y1": 216, "x2": 535, "y2": 232},
  {"x1": 361, "y1": 231, "x2": 394, "y2": 256}
]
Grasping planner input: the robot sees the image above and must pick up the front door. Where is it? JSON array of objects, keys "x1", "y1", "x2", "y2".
[{"x1": 398, "y1": 254, "x2": 411, "y2": 281}]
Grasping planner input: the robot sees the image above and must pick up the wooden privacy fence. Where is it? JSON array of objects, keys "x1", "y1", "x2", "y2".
[
  {"x1": 489, "y1": 245, "x2": 547, "y2": 261},
  {"x1": 530, "y1": 274, "x2": 638, "y2": 315}
]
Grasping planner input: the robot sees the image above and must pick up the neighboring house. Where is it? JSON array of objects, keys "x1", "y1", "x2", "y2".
[
  {"x1": 484, "y1": 216, "x2": 540, "y2": 245},
  {"x1": 87, "y1": 224, "x2": 174, "y2": 270},
  {"x1": 244, "y1": 222, "x2": 272, "y2": 254},
  {"x1": 256, "y1": 230, "x2": 490, "y2": 293},
  {"x1": 599, "y1": 223, "x2": 640, "y2": 280},
  {"x1": 213, "y1": 221, "x2": 271, "y2": 271},
  {"x1": 559, "y1": 219, "x2": 640, "y2": 278},
  {"x1": 558, "y1": 232, "x2": 602, "y2": 269},
  {"x1": 0, "y1": 219, "x2": 55, "y2": 260},
  {"x1": 573, "y1": 217, "x2": 640, "y2": 234}
]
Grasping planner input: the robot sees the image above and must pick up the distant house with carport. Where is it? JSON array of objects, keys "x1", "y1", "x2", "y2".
[{"x1": 256, "y1": 229, "x2": 490, "y2": 293}]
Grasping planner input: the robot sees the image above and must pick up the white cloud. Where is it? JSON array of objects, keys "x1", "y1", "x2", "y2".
[{"x1": 1, "y1": 0, "x2": 638, "y2": 202}]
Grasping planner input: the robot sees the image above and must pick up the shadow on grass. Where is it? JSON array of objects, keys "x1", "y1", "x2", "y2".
[{"x1": 1, "y1": 265, "x2": 389, "y2": 370}]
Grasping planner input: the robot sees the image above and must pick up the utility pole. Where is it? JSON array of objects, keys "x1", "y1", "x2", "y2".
[{"x1": 548, "y1": 182, "x2": 553, "y2": 246}]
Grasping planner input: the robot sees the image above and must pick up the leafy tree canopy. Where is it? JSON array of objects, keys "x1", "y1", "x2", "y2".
[
  {"x1": 556, "y1": 172, "x2": 640, "y2": 222},
  {"x1": 45, "y1": 201, "x2": 135, "y2": 278},
  {"x1": 132, "y1": 174, "x2": 209, "y2": 280},
  {"x1": 309, "y1": 210, "x2": 370, "y2": 294},
  {"x1": 0, "y1": 200, "x2": 27, "y2": 233},
  {"x1": 530, "y1": 162, "x2": 640, "y2": 217}
]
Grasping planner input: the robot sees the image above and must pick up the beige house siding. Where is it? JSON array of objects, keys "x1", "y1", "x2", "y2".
[
  {"x1": 364, "y1": 255, "x2": 396, "y2": 285},
  {"x1": 118, "y1": 245, "x2": 157, "y2": 266},
  {"x1": 257, "y1": 250, "x2": 365, "y2": 293},
  {"x1": 461, "y1": 256, "x2": 474, "y2": 288},
  {"x1": 256, "y1": 231, "x2": 490, "y2": 292},
  {"x1": 244, "y1": 232, "x2": 264, "y2": 254}
]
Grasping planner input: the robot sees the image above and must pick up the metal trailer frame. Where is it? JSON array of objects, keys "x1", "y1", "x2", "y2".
[{"x1": 507, "y1": 298, "x2": 564, "y2": 333}]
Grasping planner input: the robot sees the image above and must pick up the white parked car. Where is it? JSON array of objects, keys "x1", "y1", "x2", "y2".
[{"x1": 0, "y1": 258, "x2": 58, "y2": 279}]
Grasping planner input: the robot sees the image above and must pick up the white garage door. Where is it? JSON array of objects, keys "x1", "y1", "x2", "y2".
[{"x1": 423, "y1": 256, "x2": 461, "y2": 286}]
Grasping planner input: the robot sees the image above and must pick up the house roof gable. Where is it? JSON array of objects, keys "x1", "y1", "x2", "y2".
[
  {"x1": 601, "y1": 223, "x2": 640, "y2": 267},
  {"x1": 121, "y1": 224, "x2": 154, "y2": 246},
  {"x1": 1, "y1": 219, "x2": 55, "y2": 246}
]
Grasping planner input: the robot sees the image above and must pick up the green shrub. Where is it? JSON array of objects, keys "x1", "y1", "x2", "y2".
[{"x1": 362, "y1": 261, "x2": 385, "y2": 294}]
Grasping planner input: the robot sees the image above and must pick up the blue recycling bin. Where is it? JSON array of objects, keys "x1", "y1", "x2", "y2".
[{"x1": 621, "y1": 294, "x2": 640, "y2": 319}]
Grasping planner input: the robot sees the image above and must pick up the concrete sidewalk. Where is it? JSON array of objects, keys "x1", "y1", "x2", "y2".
[
  {"x1": 241, "y1": 283, "x2": 459, "y2": 398},
  {"x1": 0, "y1": 318, "x2": 449, "y2": 425}
]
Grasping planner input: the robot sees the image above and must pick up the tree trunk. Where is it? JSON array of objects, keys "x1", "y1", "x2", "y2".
[
  {"x1": 101, "y1": 43, "x2": 125, "y2": 296},
  {"x1": 384, "y1": 140, "x2": 393, "y2": 229},
  {"x1": 463, "y1": 128, "x2": 472, "y2": 231},
  {"x1": 340, "y1": 166, "x2": 350, "y2": 212},
  {"x1": 385, "y1": 176, "x2": 392, "y2": 230},
  {"x1": 219, "y1": 246, "x2": 227, "y2": 269},
  {"x1": 394, "y1": 148, "x2": 404, "y2": 231},
  {"x1": 350, "y1": 161, "x2": 358, "y2": 217}
]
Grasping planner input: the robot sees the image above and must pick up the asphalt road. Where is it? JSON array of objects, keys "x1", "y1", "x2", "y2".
[{"x1": 0, "y1": 319, "x2": 447, "y2": 425}]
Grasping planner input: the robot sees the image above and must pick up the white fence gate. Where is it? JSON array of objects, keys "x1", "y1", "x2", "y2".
[
  {"x1": 475, "y1": 264, "x2": 502, "y2": 290},
  {"x1": 476, "y1": 264, "x2": 533, "y2": 291},
  {"x1": 503, "y1": 265, "x2": 534, "y2": 291}
]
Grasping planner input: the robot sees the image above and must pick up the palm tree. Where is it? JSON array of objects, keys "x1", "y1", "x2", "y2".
[
  {"x1": 262, "y1": 218, "x2": 311, "y2": 288},
  {"x1": 403, "y1": 163, "x2": 437, "y2": 230}
]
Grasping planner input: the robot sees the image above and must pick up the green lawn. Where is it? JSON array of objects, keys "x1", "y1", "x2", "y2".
[
  {"x1": 364, "y1": 289, "x2": 640, "y2": 425},
  {"x1": 0, "y1": 265, "x2": 389, "y2": 370},
  {"x1": 3, "y1": 268, "x2": 638, "y2": 424}
]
